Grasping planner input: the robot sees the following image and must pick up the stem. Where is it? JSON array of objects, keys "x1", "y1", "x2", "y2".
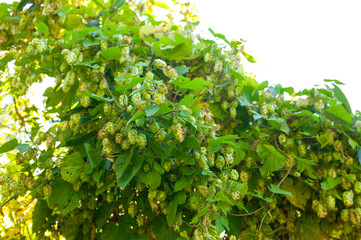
[
  {"x1": 229, "y1": 150, "x2": 293, "y2": 217},
  {"x1": 100, "y1": 74, "x2": 125, "y2": 112},
  {"x1": 13, "y1": 97, "x2": 26, "y2": 131}
]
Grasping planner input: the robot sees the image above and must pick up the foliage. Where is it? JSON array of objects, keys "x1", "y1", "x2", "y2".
[{"x1": 1, "y1": 0, "x2": 361, "y2": 239}]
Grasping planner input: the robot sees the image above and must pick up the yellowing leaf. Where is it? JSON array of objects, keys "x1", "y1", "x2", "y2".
[{"x1": 282, "y1": 178, "x2": 311, "y2": 210}]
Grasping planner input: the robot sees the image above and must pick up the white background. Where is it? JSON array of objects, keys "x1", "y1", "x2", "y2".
[
  {"x1": 194, "y1": 0, "x2": 361, "y2": 112},
  {"x1": 2, "y1": 0, "x2": 361, "y2": 111}
]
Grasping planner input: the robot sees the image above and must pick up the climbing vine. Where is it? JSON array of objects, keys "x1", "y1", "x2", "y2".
[{"x1": 1, "y1": 0, "x2": 361, "y2": 239}]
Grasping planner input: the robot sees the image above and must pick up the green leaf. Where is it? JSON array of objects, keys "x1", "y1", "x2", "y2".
[
  {"x1": 268, "y1": 117, "x2": 290, "y2": 134},
  {"x1": 324, "y1": 104, "x2": 352, "y2": 124},
  {"x1": 146, "y1": 169, "x2": 162, "y2": 189},
  {"x1": 316, "y1": 132, "x2": 331, "y2": 148},
  {"x1": 332, "y1": 83, "x2": 352, "y2": 114},
  {"x1": 48, "y1": 179, "x2": 80, "y2": 215},
  {"x1": 116, "y1": 77, "x2": 144, "y2": 91},
  {"x1": 73, "y1": 61, "x2": 100, "y2": 68},
  {"x1": 94, "y1": 202, "x2": 113, "y2": 229},
  {"x1": 178, "y1": 94, "x2": 195, "y2": 108},
  {"x1": 153, "y1": 34, "x2": 193, "y2": 61},
  {"x1": 61, "y1": 152, "x2": 84, "y2": 184},
  {"x1": 171, "y1": 76, "x2": 212, "y2": 91},
  {"x1": 81, "y1": 91, "x2": 113, "y2": 102},
  {"x1": 127, "y1": 110, "x2": 146, "y2": 127},
  {"x1": 84, "y1": 143, "x2": 102, "y2": 172},
  {"x1": 174, "y1": 66, "x2": 190, "y2": 76},
  {"x1": 0, "y1": 55, "x2": 14, "y2": 70},
  {"x1": 151, "y1": 0, "x2": 169, "y2": 9},
  {"x1": 167, "y1": 197, "x2": 178, "y2": 225},
  {"x1": 281, "y1": 178, "x2": 311, "y2": 210},
  {"x1": 100, "y1": 46, "x2": 122, "y2": 60},
  {"x1": 209, "y1": 102, "x2": 228, "y2": 119},
  {"x1": 16, "y1": 144, "x2": 31, "y2": 154},
  {"x1": 32, "y1": 200, "x2": 52, "y2": 235},
  {"x1": 101, "y1": 222, "x2": 123, "y2": 240},
  {"x1": 268, "y1": 184, "x2": 293, "y2": 197},
  {"x1": 0, "y1": 138, "x2": 19, "y2": 154},
  {"x1": 215, "y1": 216, "x2": 230, "y2": 235},
  {"x1": 145, "y1": 105, "x2": 160, "y2": 117},
  {"x1": 257, "y1": 144, "x2": 286, "y2": 175},
  {"x1": 209, "y1": 135, "x2": 237, "y2": 148},
  {"x1": 114, "y1": 149, "x2": 133, "y2": 183},
  {"x1": 208, "y1": 28, "x2": 229, "y2": 44},
  {"x1": 242, "y1": 51, "x2": 256, "y2": 63},
  {"x1": 324, "y1": 79, "x2": 345, "y2": 85},
  {"x1": 152, "y1": 216, "x2": 179, "y2": 239},
  {"x1": 174, "y1": 176, "x2": 192, "y2": 192},
  {"x1": 320, "y1": 177, "x2": 341, "y2": 190},
  {"x1": 296, "y1": 215, "x2": 325, "y2": 240},
  {"x1": 115, "y1": 149, "x2": 144, "y2": 189},
  {"x1": 35, "y1": 21, "x2": 49, "y2": 34},
  {"x1": 296, "y1": 157, "x2": 317, "y2": 179}
]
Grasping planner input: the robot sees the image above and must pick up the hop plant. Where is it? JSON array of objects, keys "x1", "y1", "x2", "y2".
[
  {"x1": 326, "y1": 195, "x2": 336, "y2": 210},
  {"x1": 128, "y1": 129, "x2": 138, "y2": 145},
  {"x1": 62, "y1": 49, "x2": 77, "y2": 65},
  {"x1": 43, "y1": 184, "x2": 52, "y2": 199},
  {"x1": 355, "y1": 181, "x2": 361, "y2": 194},
  {"x1": 173, "y1": 123, "x2": 185, "y2": 142},
  {"x1": 164, "y1": 66, "x2": 178, "y2": 79},
  {"x1": 128, "y1": 202, "x2": 137, "y2": 218},
  {"x1": 215, "y1": 155, "x2": 225, "y2": 169},
  {"x1": 154, "y1": 59, "x2": 167, "y2": 70},
  {"x1": 343, "y1": 190, "x2": 354, "y2": 207},
  {"x1": 230, "y1": 169, "x2": 239, "y2": 180}
]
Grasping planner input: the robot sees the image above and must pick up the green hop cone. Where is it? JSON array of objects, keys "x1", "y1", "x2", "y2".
[
  {"x1": 80, "y1": 95, "x2": 90, "y2": 108},
  {"x1": 298, "y1": 143, "x2": 307, "y2": 156},
  {"x1": 137, "y1": 134, "x2": 147, "y2": 148},
  {"x1": 215, "y1": 155, "x2": 225, "y2": 169},
  {"x1": 341, "y1": 209, "x2": 350, "y2": 222},
  {"x1": 229, "y1": 107, "x2": 237, "y2": 119},
  {"x1": 128, "y1": 129, "x2": 138, "y2": 145},
  {"x1": 148, "y1": 190, "x2": 157, "y2": 200},
  {"x1": 45, "y1": 169, "x2": 52, "y2": 180},
  {"x1": 150, "y1": 122, "x2": 160, "y2": 133},
  {"x1": 128, "y1": 202, "x2": 137, "y2": 218},
  {"x1": 105, "y1": 122, "x2": 115, "y2": 135},
  {"x1": 154, "y1": 59, "x2": 167, "y2": 70},
  {"x1": 326, "y1": 195, "x2": 336, "y2": 210},
  {"x1": 355, "y1": 181, "x2": 361, "y2": 194},
  {"x1": 122, "y1": 139, "x2": 130, "y2": 150},
  {"x1": 350, "y1": 208, "x2": 361, "y2": 226},
  {"x1": 43, "y1": 184, "x2": 52, "y2": 199},
  {"x1": 163, "y1": 66, "x2": 178, "y2": 79},
  {"x1": 239, "y1": 171, "x2": 249, "y2": 183},
  {"x1": 156, "y1": 191, "x2": 166, "y2": 202},
  {"x1": 278, "y1": 134, "x2": 287, "y2": 145},
  {"x1": 230, "y1": 169, "x2": 239, "y2": 180},
  {"x1": 155, "y1": 130, "x2": 166, "y2": 143},
  {"x1": 343, "y1": 190, "x2": 354, "y2": 207}
]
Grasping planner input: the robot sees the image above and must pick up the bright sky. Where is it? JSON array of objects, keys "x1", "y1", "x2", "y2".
[
  {"x1": 1, "y1": 0, "x2": 361, "y2": 112},
  {"x1": 194, "y1": 0, "x2": 361, "y2": 112}
]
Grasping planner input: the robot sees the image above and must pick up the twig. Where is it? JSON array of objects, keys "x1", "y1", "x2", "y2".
[
  {"x1": 100, "y1": 74, "x2": 125, "y2": 112},
  {"x1": 13, "y1": 97, "x2": 26, "y2": 129},
  {"x1": 265, "y1": 226, "x2": 287, "y2": 236},
  {"x1": 229, "y1": 151, "x2": 293, "y2": 217},
  {"x1": 154, "y1": 110, "x2": 178, "y2": 118},
  {"x1": 258, "y1": 208, "x2": 271, "y2": 235}
]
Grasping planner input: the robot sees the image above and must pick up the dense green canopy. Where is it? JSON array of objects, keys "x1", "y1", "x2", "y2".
[{"x1": 1, "y1": 0, "x2": 361, "y2": 239}]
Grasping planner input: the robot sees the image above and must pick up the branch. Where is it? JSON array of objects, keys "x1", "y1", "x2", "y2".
[
  {"x1": 100, "y1": 74, "x2": 125, "y2": 112},
  {"x1": 229, "y1": 150, "x2": 293, "y2": 217},
  {"x1": 13, "y1": 97, "x2": 26, "y2": 129}
]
